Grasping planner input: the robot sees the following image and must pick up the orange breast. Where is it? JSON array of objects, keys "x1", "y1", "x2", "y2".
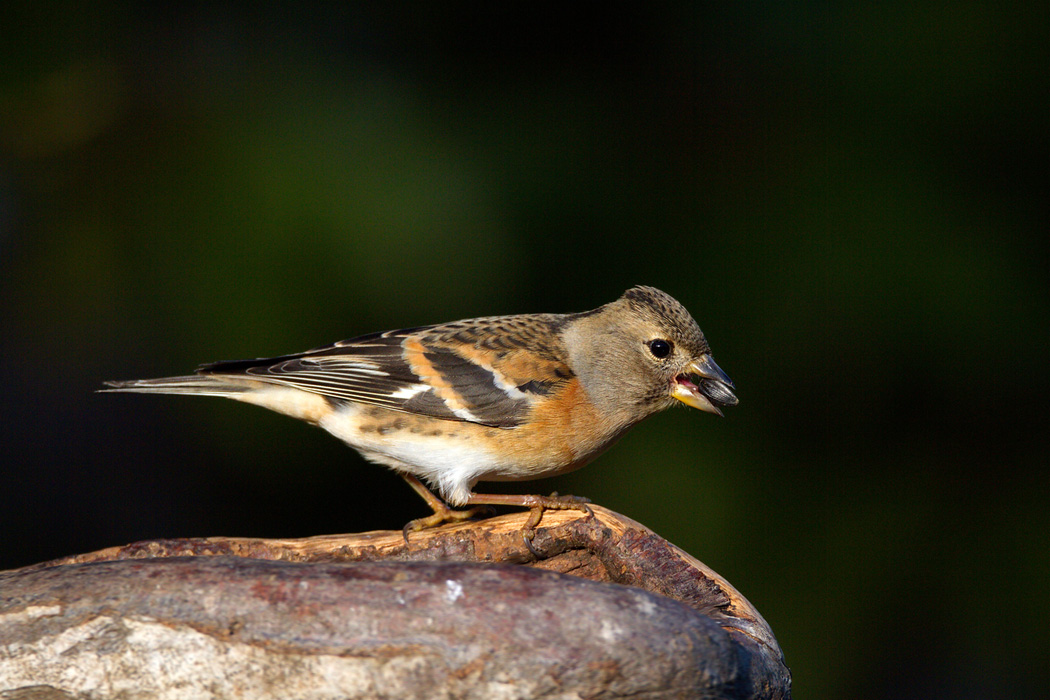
[{"x1": 476, "y1": 378, "x2": 632, "y2": 481}]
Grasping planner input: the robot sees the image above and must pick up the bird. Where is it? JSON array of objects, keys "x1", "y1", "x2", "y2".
[{"x1": 102, "y1": 285, "x2": 737, "y2": 548}]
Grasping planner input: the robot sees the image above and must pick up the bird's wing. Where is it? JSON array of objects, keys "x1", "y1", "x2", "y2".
[{"x1": 197, "y1": 316, "x2": 574, "y2": 428}]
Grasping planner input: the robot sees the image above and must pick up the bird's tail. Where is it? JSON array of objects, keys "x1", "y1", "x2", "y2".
[{"x1": 99, "y1": 375, "x2": 251, "y2": 398}]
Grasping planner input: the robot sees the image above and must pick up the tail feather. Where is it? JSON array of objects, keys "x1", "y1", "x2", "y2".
[{"x1": 100, "y1": 375, "x2": 250, "y2": 397}]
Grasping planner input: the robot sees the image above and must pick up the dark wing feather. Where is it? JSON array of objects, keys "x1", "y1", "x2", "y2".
[
  {"x1": 195, "y1": 318, "x2": 573, "y2": 428},
  {"x1": 197, "y1": 328, "x2": 440, "y2": 415}
]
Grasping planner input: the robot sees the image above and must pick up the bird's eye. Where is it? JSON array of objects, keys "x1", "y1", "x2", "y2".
[{"x1": 647, "y1": 339, "x2": 672, "y2": 359}]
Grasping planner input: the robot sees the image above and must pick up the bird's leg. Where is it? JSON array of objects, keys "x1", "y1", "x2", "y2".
[
  {"x1": 398, "y1": 474, "x2": 593, "y2": 555},
  {"x1": 400, "y1": 474, "x2": 494, "y2": 543},
  {"x1": 462, "y1": 491, "x2": 594, "y2": 556}
]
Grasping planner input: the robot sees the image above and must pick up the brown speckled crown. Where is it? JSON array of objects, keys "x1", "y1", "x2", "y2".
[{"x1": 621, "y1": 286, "x2": 709, "y2": 353}]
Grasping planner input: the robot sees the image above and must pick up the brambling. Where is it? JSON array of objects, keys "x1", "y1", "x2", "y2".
[{"x1": 103, "y1": 286, "x2": 737, "y2": 546}]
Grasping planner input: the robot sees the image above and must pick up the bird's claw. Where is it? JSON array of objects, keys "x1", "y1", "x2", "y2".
[
  {"x1": 401, "y1": 505, "x2": 495, "y2": 546},
  {"x1": 520, "y1": 492, "x2": 594, "y2": 558}
]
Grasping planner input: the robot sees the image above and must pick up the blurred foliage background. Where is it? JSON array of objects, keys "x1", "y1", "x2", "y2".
[{"x1": 1, "y1": 3, "x2": 1046, "y2": 698}]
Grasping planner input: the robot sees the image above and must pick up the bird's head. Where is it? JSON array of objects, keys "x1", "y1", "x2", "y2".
[{"x1": 564, "y1": 286, "x2": 738, "y2": 422}]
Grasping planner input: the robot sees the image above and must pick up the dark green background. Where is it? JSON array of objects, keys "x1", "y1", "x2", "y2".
[{"x1": 2, "y1": 4, "x2": 1046, "y2": 698}]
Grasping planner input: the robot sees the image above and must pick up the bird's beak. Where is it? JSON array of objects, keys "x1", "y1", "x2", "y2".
[{"x1": 672, "y1": 355, "x2": 738, "y2": 416}]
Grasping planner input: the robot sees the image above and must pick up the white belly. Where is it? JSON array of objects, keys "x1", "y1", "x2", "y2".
[{"x1": 318, "y1": 404, "x2": 499, "y2": 506}]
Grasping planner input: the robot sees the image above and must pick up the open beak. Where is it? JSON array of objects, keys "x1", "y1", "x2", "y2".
[{"x1": 672, "y1": 355, "x2": 738, "y2": 416}]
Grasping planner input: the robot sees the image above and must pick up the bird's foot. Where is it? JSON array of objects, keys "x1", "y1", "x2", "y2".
[
  {"x1": 401, "y1": 504, "x2": 495, "y2": 545},
  {"x1": 519, "y1": 492, "x2": 593, "y2": 557}
]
